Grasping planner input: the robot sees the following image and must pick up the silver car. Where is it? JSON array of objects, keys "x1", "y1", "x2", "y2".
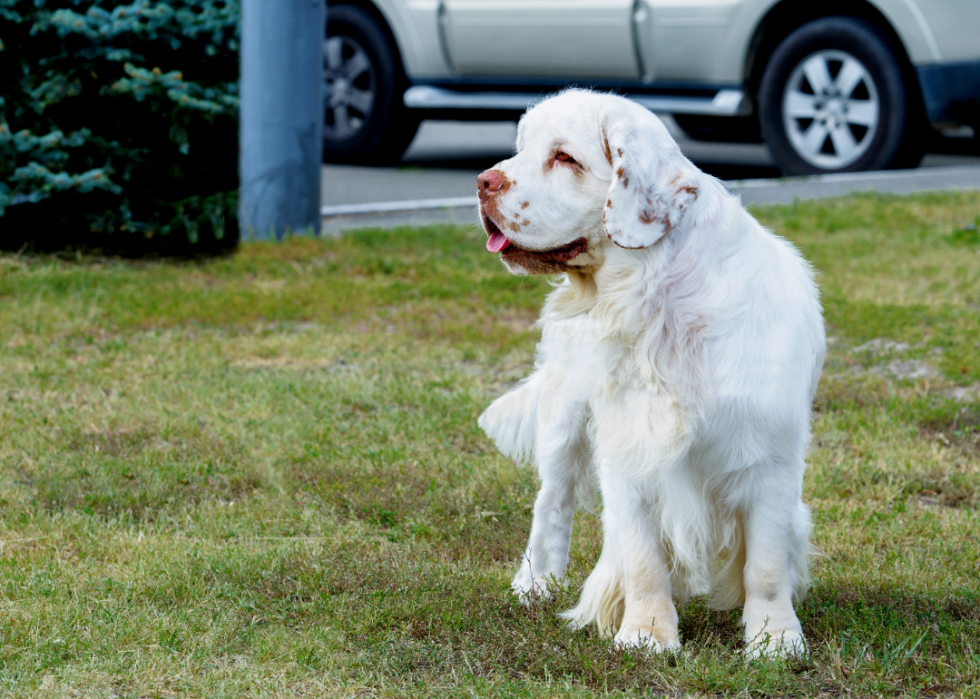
[{"x1": 323, "y1": 0, "x2": 980, "y2": 175}]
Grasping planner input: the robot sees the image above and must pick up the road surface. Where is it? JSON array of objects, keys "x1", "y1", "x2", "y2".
[{"x1": 321, "y1": 117, "x2": 980, "y2": 208}]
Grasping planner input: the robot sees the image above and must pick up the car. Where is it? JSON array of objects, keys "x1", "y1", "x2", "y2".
[{"x1": 322, "y1": 0, "x2": 980, "y2": 176}]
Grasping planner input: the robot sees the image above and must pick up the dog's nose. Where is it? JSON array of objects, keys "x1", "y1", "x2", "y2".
[{"x1": 477, "y1": 169, "x2": 505, "y2": 196}]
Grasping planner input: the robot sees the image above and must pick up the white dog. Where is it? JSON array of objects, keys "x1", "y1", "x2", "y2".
[{"x1": 477, "y1": 90, "x2": 825, "y2": 656}]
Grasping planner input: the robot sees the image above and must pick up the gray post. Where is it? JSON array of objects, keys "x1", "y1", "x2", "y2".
[{"x1": 240, "y1": 0, "x2": 325, "y2": 240}]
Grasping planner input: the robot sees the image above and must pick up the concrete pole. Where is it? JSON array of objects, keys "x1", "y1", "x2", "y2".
[{"x1": 240, "y1": 0, "x2": 325, "y2": 240}]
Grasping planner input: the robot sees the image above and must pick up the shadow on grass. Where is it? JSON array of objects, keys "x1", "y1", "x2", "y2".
[
  {"x1": 181, "y1": 531, "x2": 979, "y2": 694},
  {"x1": 334, "y1": 580, "x2": 980, "y2": 694}
]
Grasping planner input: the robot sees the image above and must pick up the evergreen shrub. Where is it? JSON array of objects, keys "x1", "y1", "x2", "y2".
[{"x1": 0, "y1": 0, "x2": 240, "y2": 251}]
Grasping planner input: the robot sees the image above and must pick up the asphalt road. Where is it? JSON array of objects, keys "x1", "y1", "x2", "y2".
[{"x1": 321, "y1": 116, "x2": 980, "y2": 208}]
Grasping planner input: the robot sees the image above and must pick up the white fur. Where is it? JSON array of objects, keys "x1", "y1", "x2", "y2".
[{"x1": 478, "y1": 90, "x2": 825, "y2": 657}]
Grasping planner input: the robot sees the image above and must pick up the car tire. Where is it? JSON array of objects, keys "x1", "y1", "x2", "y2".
[
  {"x1": 758, "y1": 16, "x2": 924, "y2": 175},
  {"x1": 323, "y1": 5, "x2": 420, "y2": 165}
]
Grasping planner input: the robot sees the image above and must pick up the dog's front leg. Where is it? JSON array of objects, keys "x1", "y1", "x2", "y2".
[{"x1": 511, "y1": 392, "x2": 590, "y2": 604}]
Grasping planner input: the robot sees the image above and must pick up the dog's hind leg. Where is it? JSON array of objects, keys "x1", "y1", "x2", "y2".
[
  {"x1": 608, "y1": 476, "x2": 680, "y2": 651},
  {"x1": 740, "y1": 470, "x2": 811, "y2": 658},
  {"x1": 563, "y1": 472, "x2": 680, "y2": 652}
]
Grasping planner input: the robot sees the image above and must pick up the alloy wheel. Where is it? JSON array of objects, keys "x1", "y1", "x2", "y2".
[
  {"x1": 782, "y1": 49, "x2": 880, "y2": 169},
  {"x1": 323, "y1": 35, "x2": 376, "y2": 141}
]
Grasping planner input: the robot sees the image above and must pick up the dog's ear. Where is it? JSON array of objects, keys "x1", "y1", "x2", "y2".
[{"x1": 601, "y1": 103, "x2": 700, "y2": 249}]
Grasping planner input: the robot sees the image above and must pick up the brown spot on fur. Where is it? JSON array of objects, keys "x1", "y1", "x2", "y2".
[
  {"x1": 506, "y1": 220, "x2": 520, "y2": 233},
  {"x1": 521, "y1": 201, "x2": 529, "y2": 209},
  {"x1": 606, "y1": 199, "x2": 612, "y2": 208},
  {"x1": 638, "y1": 208, "x2": 673, "y2": 234},
  {"x1": 513, "y1": 212, "x2": 520, "y2": 219},
  {"x1": 602, "y1": 137, "x2": 613, "y2": 165},
  {"x1": 616, "y1": 167, "x2": 629, "y2": 188},
  {"x1": 617, "y1": 148, "x2": 623, "y2": 157},
  {"x1": 481, "y1": 200, "x2": 500, "y2": 222},
  {"x1": 521, "y1": 219, "x2": 530, "y2": 226},
  {"x1": 629, "y1": 184, "x2": 698, "y2": 233},
  {"x1": 675, "y1": 186, "x2": 698, "y2": 213}
]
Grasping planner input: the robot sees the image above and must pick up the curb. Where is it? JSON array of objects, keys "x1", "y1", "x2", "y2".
[
  {"x1": 320, "y1": 199, "x2": 478, "y2": 237},
  {"x1": 727, "y1": 164, "x2": 980, "y2": 206},
  {"x1": 319, "y1": 196, "x2": 478, "y2": 217}
]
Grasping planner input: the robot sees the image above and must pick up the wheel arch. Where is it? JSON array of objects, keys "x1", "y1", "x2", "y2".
[
  {"x1": 742, "y1": 1, "x2": 926, "y2": 119},
  {"x1": 323, "y1": 1, "x2": 423, "y2": 164},
  {"x1": 328, "y1": 1, "x2": 410, "y2": 83}
]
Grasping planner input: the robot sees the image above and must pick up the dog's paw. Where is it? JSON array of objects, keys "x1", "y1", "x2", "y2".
[
  {"x1": 511, "y1": 575, "x2": 555, "y2": 605},
  {"x1": 613, "y1": 627, "x2": 681, "y2": 653},
  {"x1": 745, "y1": 629, "x2": 808, "y2": 659}
]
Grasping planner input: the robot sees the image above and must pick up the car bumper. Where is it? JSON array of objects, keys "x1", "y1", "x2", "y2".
[{"x1": 916, "y1": 59, "x2": 980, "y2": 127}]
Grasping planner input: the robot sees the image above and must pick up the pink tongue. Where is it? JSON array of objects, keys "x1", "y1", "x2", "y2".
[{"x1": 486, "y1": 231, "x2": 511, "y2": 252}]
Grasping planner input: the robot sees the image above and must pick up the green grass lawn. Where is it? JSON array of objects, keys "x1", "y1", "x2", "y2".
[{"x1": 1, "y1": 190, "x2": 980, "y2": 698}]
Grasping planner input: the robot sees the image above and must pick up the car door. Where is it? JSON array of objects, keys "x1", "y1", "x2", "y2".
[
  {"x1": 439, "y1": 0, "x2": 641, "y2": 79},
  {"x1": 641, "y1": 0, "x2": 748, "y2": 83}
]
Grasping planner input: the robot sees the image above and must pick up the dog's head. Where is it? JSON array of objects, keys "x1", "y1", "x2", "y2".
[{"x1": 478, "y1": 90, "x2": 700, "y2": 275}]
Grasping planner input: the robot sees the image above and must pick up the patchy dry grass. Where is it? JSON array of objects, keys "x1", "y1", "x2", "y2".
[{"x1": 1, "y1": 190, "x2": 979, "y2": 697}]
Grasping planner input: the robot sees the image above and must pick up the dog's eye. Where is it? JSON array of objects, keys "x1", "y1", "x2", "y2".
[{"x1": 555, "y1": 150, "x2": 576, "y2": 164}]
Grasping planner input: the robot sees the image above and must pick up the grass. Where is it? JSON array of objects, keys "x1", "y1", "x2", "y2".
[{"x1": 1, "y1": 190, "x2": 980, "y2": 697}]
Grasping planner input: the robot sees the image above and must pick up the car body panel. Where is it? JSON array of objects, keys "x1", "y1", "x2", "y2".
[
  {"x1": 370, "y1": 0, "x2": 453, "y2": 77},
  {"x1": 642, "y1": 0, "x2": 946, "y2": 86},
  {"x1": 357, "y1": 0, "x2": 980, "y2": 127},
  {"x1": 440, "y1": 0, "x2": 640, "y2": 78},
  {"x1": 918, "y1": 59, "x2": 980, "y2": 124},
  {"x1": 643, "y1": 0, "x2": 746, "y2": 83},
  {"x1": 913, "y1": 0, "x2": 980, "y2": 62},
  {"x1": 378, "y1": 0, "x2": 960, "y2": 82}
]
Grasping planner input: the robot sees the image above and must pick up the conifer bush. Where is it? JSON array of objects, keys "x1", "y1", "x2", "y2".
[{"x1": 0, "y1": 0, "x2": 240, "y2": 250}]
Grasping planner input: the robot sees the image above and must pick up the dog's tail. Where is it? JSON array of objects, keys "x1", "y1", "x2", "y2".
[
  {"x1": 478, "y1": 374, "x2": 544, "y2": 464},
  {"x1": 789, "y1": 500, "x2": 812, "y2": 603},
  {"x1": 707, "y1": 513, "x2": 745, "y2": 610},
  {"x1": 707, "y1": 499, "x2": 811, "y2": 610},
  {"x1": 559, "y1": 548, "x2": 625, "y2": 637}
]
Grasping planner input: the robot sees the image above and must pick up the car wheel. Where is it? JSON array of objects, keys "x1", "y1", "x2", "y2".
[
  {"x1": 758, "y1": 17, "x2": 923, "y2": 175},
  {"x1": 323, "y1": 5, "x2": 420, "y2": 164}
]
